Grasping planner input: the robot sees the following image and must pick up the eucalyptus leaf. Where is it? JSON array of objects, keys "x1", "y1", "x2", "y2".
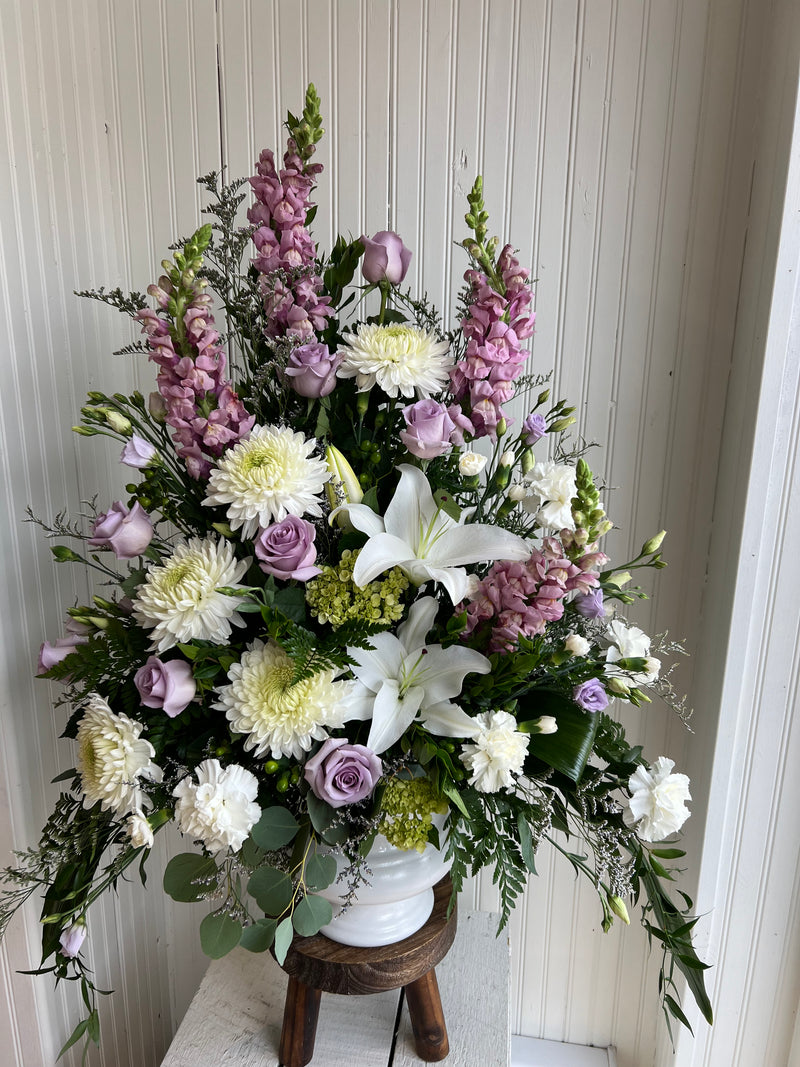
[
  {"x1": 239, "y1": 918, "x2": 277, "y2": 954},
  {"x1": 247, "y1": 866, "x2": 293, "y2": 915},
  {"x1": 199, "y1": 912, "x2": 242, "y2": 959},
  {"x1": 274, "y1": 916, "x2": 294, "y2": 965},
  {"x1": 250, "y1": 807, "x2": 300, "y2": 851},
  {"x1": 292, "y1": 893, "x2": 334, "y2": 937},
  {"x1": 304, "y1": 852, "x2": 337, "y2": 892},
  {"x1": 163, "y1": 853, "x2": 218, "y2": 903}
]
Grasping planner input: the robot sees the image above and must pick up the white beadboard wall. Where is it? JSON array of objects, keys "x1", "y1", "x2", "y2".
[{"x1": 0, "y1": 1, "x2": 798, "y2": 1065}]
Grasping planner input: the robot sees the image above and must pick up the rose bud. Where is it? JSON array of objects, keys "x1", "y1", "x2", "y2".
[
  {"x1": 134, "y1": 656, "x2": 196, "y2": 718},
  {"x1": 88, "y1": 502, "x2": 153, "y2": 559},
  {"x1": 254, "y1": 516, "x2": 321, "y2": 582},
  {"x1": 304, "y1": 738, "x2": 382, "y2": 808},
  {"x1": 284, "y1": 342, "x2": 342, "y2": 399},
  {"x1": 37, "y1": 635, "x2": 89, "y2": 676},
  {"x1": 360, "y1": 231, "x2": 412, "y2": 285}
]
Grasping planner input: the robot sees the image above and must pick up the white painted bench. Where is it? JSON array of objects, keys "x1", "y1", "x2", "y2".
[{"x1": 162, "y1": 909, "x2": 511, "y2": 1066}]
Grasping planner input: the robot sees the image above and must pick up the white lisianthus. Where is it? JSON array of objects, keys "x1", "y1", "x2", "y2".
[
  {"x1": 127, "y1": 809, "x2": 155, "y2": 850},
  {"x1": 203, "y1": 425, "x2": 330, "y2": 538},
  {"x1": 76, "y1": 695, "x2": 162, "y2": 815},
  {"x1": 565, "y1": 633, "x2": 591, "y2": 657},
  {"x1": 132, "y1": 536, "x2": 250, "y2": 653},
  {"x1": 522, "y1": 460, "x2": 578, "y2": 531},
  {"x1": 215, "y1": 640, "x2": 354, "y2": 760},
  {"x1": 460, "y1": 710, "x2": 530, "y2": 793},
  {"x1": 625, "y1": 757, "x2": 691, "y2": 842},
  {"x1": 173, "y1": 759, "x2": 261, "y2": 855},
  {"x1": 459, "y1": 451, "x2": 488, "y2": 477},
  {"x1": 604, "y1": 620, "x2": 661, "y2": 686},
  {"x1": 337, "y1": 323, "x2": 453, "y2": 398}
]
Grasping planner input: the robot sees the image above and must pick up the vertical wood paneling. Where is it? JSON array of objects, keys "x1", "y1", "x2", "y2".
[{"x1": 3, "y1": 1, "x2": 798, "y2": 1064}]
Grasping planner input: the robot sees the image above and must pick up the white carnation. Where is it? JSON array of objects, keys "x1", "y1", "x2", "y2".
[
  {"x1": 337, "y1": 323, "x2": 453, "y2": 398},
  {"x1": 460, "y1": 710, "x2": 530, "y2": 793},
  {"x1": 173, "y1": 759, "x2": 261, "y2": 855},
  {"x1": 522, "y1": 460, "x2": 577, "y2": 530},
  {"x1": 626, "y1": 757, "x2": 691, "y2": 842},
  {"x1": 203, "y1": 424, "x2": 330, "y2": 538},
  {"x1": 132, "y1": 536, "x2": 249, "y2": 653},
  {"x1": 76, "y1": 695, "x2": 161, "y2": 815}
]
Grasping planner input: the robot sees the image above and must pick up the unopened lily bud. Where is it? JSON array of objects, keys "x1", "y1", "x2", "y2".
[
  {"x1": 641, "y1": 530, "x2": 666, "y2": 556},
  {"x1": 608, "y1": 895, "x2": 630, "y2": 925},
  {"x1": 212, "y1": 522, "x2": 235, "y2": 538},
  {"x1": 325, "y1": 445, "x2": 363, "y2": 505}
]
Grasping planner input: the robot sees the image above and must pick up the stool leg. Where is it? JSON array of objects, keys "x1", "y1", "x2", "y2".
[
  {"x1": 279, "y1": 975, "x2": 322, "y2": 1067},
  {"x1": 404, "y1": 967, "x2": 449, "y2": 1062}
]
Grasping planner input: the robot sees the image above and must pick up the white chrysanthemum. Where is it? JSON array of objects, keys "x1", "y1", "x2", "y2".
[
  {"x1": 215, "y1": 639, "x2": 352, "y2": 760},
  {"x1": 459, "y1": 710, "x2": 530, "y2": 794},
  {"x1": 604, "y1": 620, "x2": 661, "y2": 686},
  {"x1": 337, "y1": 324, "x2": 453, "y2": 398},
  {"x1": 203, "y1": 425, "x2": 329, "y2": 538},
  {"x1": 173, "y1": 759, "x2": 261, "y2": 855},
  {"x1": 132, "y1": 536, "x2": 249, "y2": 653},
  {"x1": 625, "y1": 757, "x2": 691, "y2": 842},
  {"x1": 76, "y1": 695, "x2": 161, "y2": 815},
  {"x1": 522, "y1": 460, "x2": 578, "y2": 531}
]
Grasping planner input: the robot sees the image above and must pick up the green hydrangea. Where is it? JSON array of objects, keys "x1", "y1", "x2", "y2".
[
  {"x1": 305, "y1": 548, "x2": 409, "y2": 628},
  {"x1": 378, "y1": 775, "x2": 448, "y2": 853}
]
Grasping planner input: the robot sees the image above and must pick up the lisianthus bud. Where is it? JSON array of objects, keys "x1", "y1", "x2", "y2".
[
  {"x1": 59, "y1": 920, "x2": 87, "y2": 959},
  {"x1": 607, "y1": 571, "x2": 632, "y2": 588},
  {"x1": 148, "y1": 392, "x2": 168, "y2": 423},
  {"x1": 607, "y1": 677, "x2": 630, "y2": 697},
  {"x1": 608, "y1": 894, "x2": 630, "y2": 924},
  {"x1": 102, "y1": 409, "x2": 132, "y2": 435},
  {"x1": 641, "y1": 530, "x2": 666, "y2": 555}
]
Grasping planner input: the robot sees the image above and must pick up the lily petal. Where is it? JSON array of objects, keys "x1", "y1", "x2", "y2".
[
  {"x1": 367, "y1": 681, "x2": 425, "y2": 753},
  {"x1": 418, "y1": 563, "x2": 472, "y2": 604},
  {"x1": 352, "y1": 533, "x2": 419, "y2": 587},
  {"x1": 422, "y1": 701, "x2": 481, "y2": 738},
  {"x1": 397, "y1": 596, "x2": 439, "y2": 652},
  {"x1": 384, "y1": 464, "x2": 440, "y2": 547},
  {"x1": 334, "y1": 501, "x2": 386, "y2": 538},
  {"x1": 433, "y1": 524, "x2": 530, "y2": 568},
  {"x1": 414, "y1": 645, "x2": 492, "y2": 703},
  {"x1": 347, "y1": 633, "x2": 406, "y2": 692}
]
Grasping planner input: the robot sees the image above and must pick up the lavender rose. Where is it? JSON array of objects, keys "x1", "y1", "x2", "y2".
[
  {"x1": 573, "y1": 678, "x2": 609, "y2": 713},
  {"x1": 400, "y1": 399, "x2": 456, "y2": 460},
  {"x1": 120, "y1": 434, "x2": 157, "y2": 469},
  {"x1": 37, "y1": 635, "x2": 89, "y2": 676},
  {"x1": 304, "y1": 738, "x2": 382, "y2": 808},
  {"x1": 284, "y1": 342, "x2": 342, "y2": 398},
  {"x1": 255, "y1": 516, "x2": 321, "y2": 581},
  {"x1": 88, "y1": 501, "x2": 153, "y2": 559},
  {"x1": 134, "y1": 656, "x2": 196, "y2": 718},
  {"x1": 361, "y1": 231, "x2": 411, "y2": 285}
]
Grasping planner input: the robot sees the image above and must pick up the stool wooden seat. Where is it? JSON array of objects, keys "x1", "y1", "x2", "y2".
[{"x1": 278, "y1": 876, "x2": 457, "y2": 1066}]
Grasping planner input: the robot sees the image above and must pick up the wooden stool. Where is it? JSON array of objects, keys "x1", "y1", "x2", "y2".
[{"x1": 278, "y1": 876, "x2": 457, "y2": 1067}]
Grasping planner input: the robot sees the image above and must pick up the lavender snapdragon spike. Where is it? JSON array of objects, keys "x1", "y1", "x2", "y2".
[
  {"x1": 136, "y1": 232, "x2": 254, "y2": 479},
  {"x1": 248, "y1": 135, "x2": 332, "y2": 340}
]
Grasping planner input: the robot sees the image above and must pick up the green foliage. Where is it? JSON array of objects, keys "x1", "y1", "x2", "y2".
[
  {"x1": 250, "y1": 807, "x2": 300, "y2": 852},
  {"x1": 199, "y1": 912, "x2": 243, "y2": 959}
]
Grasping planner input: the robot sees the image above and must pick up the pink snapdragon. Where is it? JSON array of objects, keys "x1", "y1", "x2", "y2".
[
  {"x1": 136, "y1": 285, "x2": 254, "y2": 479},
  {"x1": 248, "y1": 141, "x2": 332, "y2": 340},
  {"x1": 450, "y1": 247, "x2": 536, "y2": 440},
  {"x1": 461, "y1": 538, "x2": 599, "y2": 653}
]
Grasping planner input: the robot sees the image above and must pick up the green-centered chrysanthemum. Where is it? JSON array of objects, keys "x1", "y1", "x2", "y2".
[
  {"x1": 76, "y1": 694, "x2": 161, "y2": 815},
  {"x1": 203, "y1": 424, "x2": 330, "y2": 538},
  {"x1": 337, "y1": 323, "x2": 453, "y2": 398},
  {"x1": 305, "y1": 548, "x2": 409, "y2": 628},
  {"x1": 214, "y1": 639, "x2": 352, "y2": 760},
  {"x1": 378, "y1": 775, "x2": 448, "y2": 853},
  {"x1": 132, "y1": 536, "x2": 249, "y2": 653}
]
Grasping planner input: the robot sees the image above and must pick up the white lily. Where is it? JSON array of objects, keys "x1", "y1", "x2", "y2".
[
  {"x1": 336, "y1": 464, "x2": 530, "y2": 603},
  {"x1": 346, "y1": 597, "x2": 490, "y2": 753}
]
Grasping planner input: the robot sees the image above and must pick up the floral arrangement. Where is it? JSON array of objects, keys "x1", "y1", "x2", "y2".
[{"x1": 3, "y1": 85, "x2": 711, "y2": 1059}]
